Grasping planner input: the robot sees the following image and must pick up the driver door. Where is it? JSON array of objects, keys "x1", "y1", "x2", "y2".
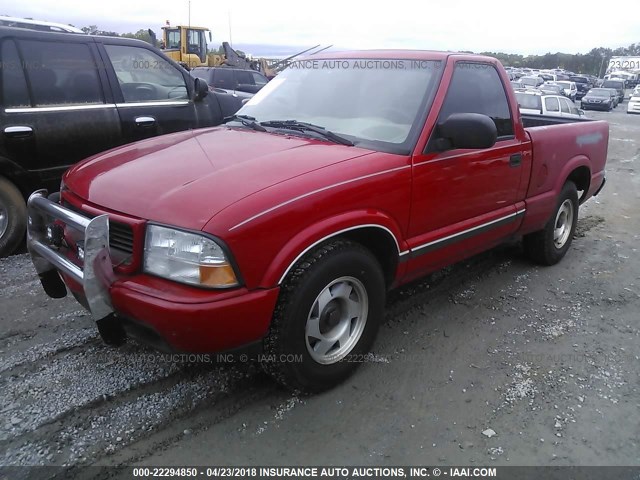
[{"x1": 99, "y1": 43, "x2": 198, "y2": 143}]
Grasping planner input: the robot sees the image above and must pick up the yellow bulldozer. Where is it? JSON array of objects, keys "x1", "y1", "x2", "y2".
[
  {"x1": 160, "y1": 25, "x2": 223, "y2": 68},
  {"x1": 157, "y1": 24, "x2": 326, "y2": 79},
  {"x1": 158, "y1": 24, "x2": 279, "y2": 77}
]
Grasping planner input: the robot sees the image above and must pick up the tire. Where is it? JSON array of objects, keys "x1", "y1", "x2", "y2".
[
  {"x1": 0, "y1": 177, "x2": 27, "y2": 257},
  {"x1": 262, "y1": 239, "x2": 385, "y2": 393},
  {"x1": 523, "y1": 181, "x2": 578, "y2": 266}
]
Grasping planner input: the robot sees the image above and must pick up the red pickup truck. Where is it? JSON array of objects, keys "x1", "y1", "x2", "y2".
[{"x1": 27, "y1": 51, "x2": 608, "y2": 392}]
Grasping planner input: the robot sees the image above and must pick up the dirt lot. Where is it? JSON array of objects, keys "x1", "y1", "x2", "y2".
[{"x1": 1, "y1": 103, "x2": 639, "y2": 473}]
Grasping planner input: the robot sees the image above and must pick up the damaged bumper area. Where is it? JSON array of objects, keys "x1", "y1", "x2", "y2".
[{"x1": 26, "y1": 190, "x2": 279, "y2": 353}]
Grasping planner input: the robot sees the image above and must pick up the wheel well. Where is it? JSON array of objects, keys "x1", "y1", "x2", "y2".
[
  {"x1": 0, "y1": 161, "x2": 31, "y2": 200},
  {"x1": 566, "y1": 166, "x2": 590, "y2": 203},
  {"x1": 340, "y1": 227, "x2": 399, "y2": 288}
]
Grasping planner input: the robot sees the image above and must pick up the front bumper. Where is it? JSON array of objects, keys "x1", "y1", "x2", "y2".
[
  {"x1": 581, "y1": 102, "x2": 610, "y2": 111},
  {"x1": 27, "y1": 191, "x2": 280, "y2": 353},
  {"x1": 627, "y1": 102, "x2": 640, "y2": 114},
  {"x1": 28, "y1": 190, "x2": 115, "y2": 319}
]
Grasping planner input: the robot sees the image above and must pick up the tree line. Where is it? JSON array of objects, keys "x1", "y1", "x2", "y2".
[
  {"x1": 80, "y1": 25, "x2": 156, "y2": 44},
  {"x1": 471, "y1": 44, "x2": 640, "y2": 75}
]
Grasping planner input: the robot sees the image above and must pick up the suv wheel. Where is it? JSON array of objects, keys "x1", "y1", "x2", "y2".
[{"x1": 0, "y1": 177, "x2": 27, "y2": 257}]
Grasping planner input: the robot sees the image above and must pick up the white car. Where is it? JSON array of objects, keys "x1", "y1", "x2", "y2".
[
  {"x1": 515, "y1": 91, "x2": 584, "y2": 118},
  {"x1": 555, "y1": 81, "x2": 578, "y2": 101},
  {"x1": 628, "y1": 89, "x2": 640, "y2": 114},
  {"x1": 629, "y1": 85, "x2": 640, "y2": 99}
]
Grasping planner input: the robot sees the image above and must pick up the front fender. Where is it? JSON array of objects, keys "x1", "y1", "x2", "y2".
[{"x1": 259, "y1": 210, "x2": 407, "y2": 288}]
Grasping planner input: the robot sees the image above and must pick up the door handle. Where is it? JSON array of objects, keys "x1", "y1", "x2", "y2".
[
  {"x1": 4, "y1": 126, "x2": 33, "y2": 137},
  {"x1": 135, "y1": 116, "x2": 156, "y2": 127},
  {"x1": 509, "y1": 153, "x2": 522, "y2": 167}
]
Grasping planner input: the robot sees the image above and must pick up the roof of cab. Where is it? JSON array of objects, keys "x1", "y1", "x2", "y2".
[{"x1": 297, "y1": 50, "x2": 499, "y2": 63}]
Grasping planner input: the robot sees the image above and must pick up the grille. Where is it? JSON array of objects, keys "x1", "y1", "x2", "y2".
[
  {"x1": 108, "y1": 221, "x2": 134, "y2": 255},
  {"x1": 62, "y1": 201, "x2": 135, "y2": 256}
]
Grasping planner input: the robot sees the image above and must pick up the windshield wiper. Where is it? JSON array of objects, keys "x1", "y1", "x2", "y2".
[
  {"x1": 222, "y1": 114, "x2": 267, "y2": 132},
  {"x1": 259, "y1": 120, "x2": 354, "y2": 146}
]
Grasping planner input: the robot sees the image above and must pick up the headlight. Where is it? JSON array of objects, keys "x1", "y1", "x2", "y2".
[{"x1": 144, "y1": 225, "x2": 239, "y2": 288}]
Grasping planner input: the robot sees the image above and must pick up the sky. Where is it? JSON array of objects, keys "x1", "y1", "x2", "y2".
[{"x1": 4, "y1": 0, "x2": 639, "y2": 58}]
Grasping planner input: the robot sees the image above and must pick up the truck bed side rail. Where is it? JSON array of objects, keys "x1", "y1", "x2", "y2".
[{"x1": 521, "y1": 113, "x2": 593, "y2": 128}]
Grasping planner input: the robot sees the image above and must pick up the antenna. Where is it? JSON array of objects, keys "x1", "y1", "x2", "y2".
[
  {"x1": 228, "y1": 10, "x2": 232, "y2": 47},
  {"x1": 188, "y1": 0, "x2": 191, "y2": 28},
  {"x1": 310, "y1": 45, "x2": 333, "y2": 55}
]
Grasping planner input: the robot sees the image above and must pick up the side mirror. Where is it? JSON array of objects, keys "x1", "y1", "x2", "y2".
[
  {"x1": 578, "y1": 109, "x2": 585, "y2": 116},
  {"x1": 192, "y1": 77, "x2": 209, "y2": 101},
  {"x1": 434, "y1": 113, "x2": 497, "y2": 151},
  {"x1": 241, "y1": 98, "x2": 251, "y2": 106}
]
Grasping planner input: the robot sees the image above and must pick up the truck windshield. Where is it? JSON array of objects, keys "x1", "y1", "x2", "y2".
[{"x1": 236, "y1": 58, "x2": 442, "y2": 153}]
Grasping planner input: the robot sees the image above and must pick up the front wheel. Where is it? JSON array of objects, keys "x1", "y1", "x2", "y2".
[
  {"x1": 523, "y1": 181, "x2": 578, "y2": 266},
  {"x1": 262, "y1": 240, "x2": 385, "y2": 392}
]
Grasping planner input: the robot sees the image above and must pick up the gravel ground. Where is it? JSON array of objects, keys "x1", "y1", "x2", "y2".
[{"x1": 0, "y1": 102, "x2": 639, "y2": 473}]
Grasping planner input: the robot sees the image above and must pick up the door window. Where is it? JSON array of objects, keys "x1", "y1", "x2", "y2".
[
  {"x1": 559, "y1": 98, "x2": 571, "y2": 114},
  {"x1": 235, "y1": 70, "x2": 254, "y2": 86},
  {"x1": 212, "y1": 68, "x2": 235, "y2": 89},
  {"x1": 186, "y1": 29, "x2": 206, "y2": 63},
  {"x1": 251, "y1": 72, "x2": 268, "y2": 86},
  {"x1": 437, "y1": 62, "x2": 514, "y2": 139},
  {"x1": 17, "y1": 39, "x2": 104, "y2": 106},
  {"x1": 1, "y1": 40, "x2": 30, "y2": 107},
  {"x1": 165, "y1": 29, "x2": 180, "y2": 49},
  {"x1": 544, "y1": 97, "x2": 560, "y2": 112},
  {"x1": 104, "y1": 45, "x2": 188, "y2": 102}
]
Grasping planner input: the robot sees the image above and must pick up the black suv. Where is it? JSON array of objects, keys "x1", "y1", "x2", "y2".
[
  {"x1": 569, "y1": 75, "x2": 591, "y2": 100},
  {"x1": 190, "y1": 67, "x2": 269, "y2": 94},
  {"x1": 0, "y1": 27, "x2": 244, "y2": 256}
]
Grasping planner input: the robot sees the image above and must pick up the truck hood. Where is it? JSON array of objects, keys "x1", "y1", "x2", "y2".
[{"x1": 64, "y1": 127, "x2": 372, "y2": 229}]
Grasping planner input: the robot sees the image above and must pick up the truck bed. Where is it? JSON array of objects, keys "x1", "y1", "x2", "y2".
[{"x1": 520, "y1": 116, "x2": 609, "y2": 235}]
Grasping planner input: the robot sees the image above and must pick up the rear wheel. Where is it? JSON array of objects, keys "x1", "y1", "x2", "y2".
[
  {"x1": 524, "y1": 181, "x2": 578, "y2": 266},
  {"x1": 262, "y1": 240, "x2": 385, "y2": 392},
  {"x1": 0, "y1": 177, "x2": 27, "y2": 257}
]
